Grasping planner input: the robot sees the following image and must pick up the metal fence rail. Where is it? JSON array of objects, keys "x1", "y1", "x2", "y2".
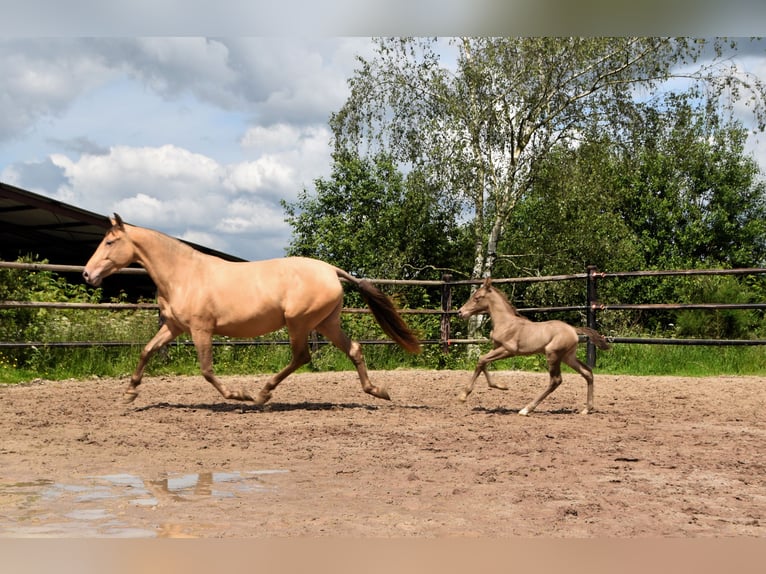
[{"x1": 2, "y1": 261, "x2": 765, "y2": 367}]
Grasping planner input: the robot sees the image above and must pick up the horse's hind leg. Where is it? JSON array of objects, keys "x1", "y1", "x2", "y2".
[
  {"x1": 191, "y1": 329, "x2": 253, "y2": 402},
  {"x1": 315, "y1": 315, "x2": 390, "y2": 400},
  {"x1": 126, "y1": 323, "x2": 179, "y2": 403},
  {"x1": 562, "y1": 350, "x2": 595, "y2": 414},
  {"x1": 519, "y1": 353, "x2": 563, "y2": 416},
  {"x1": 253, "y1": 333, "x2": 312, "y2": 405}
]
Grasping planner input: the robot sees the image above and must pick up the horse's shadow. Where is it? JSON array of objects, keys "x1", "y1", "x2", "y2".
[
  {"x1": 133, "y1": 401, "x2": 430, "y2": 413},
  {"x1": 471, "y1": 405, "x2": 580, "y2": 416}
]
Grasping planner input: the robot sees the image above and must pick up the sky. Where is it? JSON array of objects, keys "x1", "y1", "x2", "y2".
[
  {"x1": 0, "y1": 37, "x2": 381, "y2": 260},
  {"x1": 2, "y1": 3, "x2": 766, "y2": 261}
]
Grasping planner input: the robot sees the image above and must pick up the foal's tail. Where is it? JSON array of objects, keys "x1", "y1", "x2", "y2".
[
  {"x1": 336, "y1": 269, "x2": 421, "y2": 354},
  {"x1": 576, "y1": 327, "x2": 612, "y2": 350}
]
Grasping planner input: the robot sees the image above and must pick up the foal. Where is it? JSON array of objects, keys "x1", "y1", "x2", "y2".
[{"x1": 457, "y1": 277, "x2": 610, "y2": 415}]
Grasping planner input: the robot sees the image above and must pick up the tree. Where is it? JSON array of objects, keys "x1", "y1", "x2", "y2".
[
  {"x1": 282, "y1": 150, "x2": 472, "y2": 284},
  {"x1": 613, "y1": 96, "x2": 766, "y2": 270},
  {"x1": 501, "y1": 97, "x2": 766, "y2": 275},
  {"x1": 331, "y1": 37, "x2": 766, "y2": 284},
  {"x1": 497, "y1": 99, "x2": 766, "y2": 333}
]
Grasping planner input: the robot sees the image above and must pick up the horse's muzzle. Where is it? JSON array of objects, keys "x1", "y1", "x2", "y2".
[{"x1": 82, "y1": 269, "x2": 102, "y2": 287}]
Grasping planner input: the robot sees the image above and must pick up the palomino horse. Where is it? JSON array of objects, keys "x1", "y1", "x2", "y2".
[
  {"x1": 83, "y1": 214, "x2": 420, "y2": 405},
  {"x1": 457, "y1": 277, "x2": 610, "y2": 415}
]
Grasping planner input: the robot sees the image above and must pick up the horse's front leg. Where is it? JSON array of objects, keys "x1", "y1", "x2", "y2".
[
  {"x1": 482, "y1": 342, "x2": 510, "y2": 391},
  {"x1": 458, "y1": 346, "x2": 512, "y2": 402},
  {"x1": 457, "y1": 364, "x2": 483, "y2": 402},
  {"x1": 126, "y1": 323, "x2": 179, "y2": 403},
  {"x1": 192, "y1": 329, "x2": 253, "y2": 402}
]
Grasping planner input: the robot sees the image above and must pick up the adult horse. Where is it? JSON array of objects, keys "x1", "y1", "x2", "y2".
[
  {"x1": 83, "y1": 214, "x2": 420, "y2": 405},
  {"x1": 457, "y1": 277, "x2": 610, "y2": 415}
]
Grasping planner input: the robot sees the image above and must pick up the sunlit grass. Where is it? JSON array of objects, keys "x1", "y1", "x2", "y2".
[{"x1": 1, "y1": 324, "x2": 764, "y2": 385}]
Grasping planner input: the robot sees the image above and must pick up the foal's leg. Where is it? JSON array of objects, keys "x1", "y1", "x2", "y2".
[
  {"x1": 315, "y1": 314, "x2": 390, "y2": 400},
  {"x1": 252, "y1": 331, "x2": 312, "y2": 405},
  {"x1": 125, "y1": 323, "x2": 179, "y2": 403},
  {"x1": 562, "y1": 350, "x2": 595, "y2": 415},
  {"x1": 458, "y1": 346, "x2": 512, "y2": 402},
  {"x1": 192, "y1": 329, "x2": 253, "y2": 402},
  {"x1": 519, "y1": 352, "x2": 563, "y2": 416}
]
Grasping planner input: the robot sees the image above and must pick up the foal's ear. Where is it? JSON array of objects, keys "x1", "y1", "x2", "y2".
[
  {"x1": 482, "y1": 276, "x2": 493, "y2": 290},
  {"x1": 111, "y1": 213, "x2": 124, "y2": 229}
]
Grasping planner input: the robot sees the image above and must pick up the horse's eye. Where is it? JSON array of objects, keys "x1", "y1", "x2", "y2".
[{"x1": 105, "y1": 240, "x2": 114, "y2": 246}]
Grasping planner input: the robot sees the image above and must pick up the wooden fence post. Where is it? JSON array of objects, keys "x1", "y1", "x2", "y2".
[
  {"x1": 586, "y1": 265, "x2": 599, "y2": 368},
  {"x1": 440, "y1": 273, "x2": 453, "y2": 353}
]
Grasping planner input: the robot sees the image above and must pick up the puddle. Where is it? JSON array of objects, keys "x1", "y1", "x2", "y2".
[{"x1": 0, "y1": 470, "x2": 288, "y2": 538}]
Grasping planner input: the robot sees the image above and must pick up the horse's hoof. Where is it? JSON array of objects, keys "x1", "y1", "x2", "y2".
[
  {"x1": 518, "y1": 407, "x2": 530, "y2": 416},
  {"x1": 457, "y1": 392, "x2": 469, "y2": 402},
  {"x1": 253, "y1": 391, "x2": 272, "y2": 406},
  {"x1": 229, "y1": 388, "x2": 254, "y2": 402},
  {"x1": 122, "y1": 391, "x2": 139, "y2": 404},
  {"x1": 580, "y1": 407, "x2": 594, "y2": 415},
  {"x1": 370, "y1": 387, "x2": 391, "y2": 401},
  {"x1": 489, "y1": 383, "x2": 509, "y2": 391}
]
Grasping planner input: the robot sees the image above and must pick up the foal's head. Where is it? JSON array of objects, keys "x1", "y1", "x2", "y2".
[
  {"x1": 82, "y1": 213, "x2": 136, "y2": 287},
  {"x1": 458, "y1": 277, "x2": 495, "y2": 318},
  {"x1": 458, "y1": 277, "x2": 521, "y2": 320}
]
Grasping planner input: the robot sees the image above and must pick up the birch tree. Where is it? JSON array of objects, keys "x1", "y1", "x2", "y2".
[{"x1": 331, "y1": 37, "x2": 766, "y2": 281}]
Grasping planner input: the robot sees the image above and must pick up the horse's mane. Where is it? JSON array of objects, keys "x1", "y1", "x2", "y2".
[
  {"x1": 122, "y1": 221, "x2": 202, "y2": 258},
  {"x1": 489, "y1": 285, "x2": 528, "y2": 320}
]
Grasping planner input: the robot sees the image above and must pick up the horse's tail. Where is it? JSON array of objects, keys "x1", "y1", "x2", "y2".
[
  {"x1": 336, "y1": 269, "x2": 421, "y2": 354},
  {"x1": 576, "y1": 327, "x2": 611, "y2": 350}
]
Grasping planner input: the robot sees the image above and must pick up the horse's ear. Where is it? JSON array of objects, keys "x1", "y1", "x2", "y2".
[
  {"x1": 482, "y1": 276, "x2": 493, "y2": 290},
  {"x1": 111, "y1": 213, "x2": 124, "y2": 229}
]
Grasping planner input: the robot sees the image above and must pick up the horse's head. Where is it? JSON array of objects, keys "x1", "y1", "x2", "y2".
[
  {"x1": 457, "y1": 277, "x2": 494, "y2": 319},
  {"x1": 82, "y1": 213, "x2": 136, "y2": 287}
]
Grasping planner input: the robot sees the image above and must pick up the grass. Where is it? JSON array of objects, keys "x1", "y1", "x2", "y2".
[
  {"x1": 594, "y1": 343, "x2": 766, "y2": 376},
  {"x1": 2, "y1": 339, "x2": 764, "y2": 386}
]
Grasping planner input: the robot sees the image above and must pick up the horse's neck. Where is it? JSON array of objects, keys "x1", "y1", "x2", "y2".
[
  {"x1": 130, "y1": 226, "x2": 195, "y2": 295},
  {"x1": 487, "y1": 294, "x2": 523, "y2": 329}
]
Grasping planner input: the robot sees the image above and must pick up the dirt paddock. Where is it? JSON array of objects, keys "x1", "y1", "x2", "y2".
[{"x1": 0, "y1": 369, "x2": 764, "y2": 538}]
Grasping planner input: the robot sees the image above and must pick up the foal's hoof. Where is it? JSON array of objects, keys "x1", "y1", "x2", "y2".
[
  {"x1": 489, "y1": 382, "x2": 509, "y2": 391},
  {"x1": 457, "y1": 391, "x2": 470, "y2": 402},
  {"x1": 518, "y1": 407, "x2": 530, "y2": 416},
  {"x1": 580, "y1": 407, "x2": 594, "y2": 415},
  {"x1": 122, "y1": 390, "x2": 139, "y2": 404}
]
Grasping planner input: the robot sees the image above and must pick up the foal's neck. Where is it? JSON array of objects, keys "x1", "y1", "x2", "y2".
[{"x1": 487, "y1": 292, "x2": 524, "y2": 326}]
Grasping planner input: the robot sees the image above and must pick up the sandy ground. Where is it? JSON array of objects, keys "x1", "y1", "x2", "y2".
[{"x1": 0, "y1": 369, "x2": 764, "y2": 538}]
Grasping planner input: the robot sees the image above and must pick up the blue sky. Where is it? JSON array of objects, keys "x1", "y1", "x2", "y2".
[
  {"x1": 0, "y1": 37, "x2": 379, "y2": 259},
  {"x1": 2, "y1": 34, "x2": 766, "y2": 261}
]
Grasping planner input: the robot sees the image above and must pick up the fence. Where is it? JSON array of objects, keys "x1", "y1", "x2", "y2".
[{"x1": 2, "y1": 261, "x2": 766, "y2": 367}]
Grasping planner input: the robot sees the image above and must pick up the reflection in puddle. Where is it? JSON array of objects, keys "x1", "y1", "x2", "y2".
[{"x1": 0, "y1": 470, "x2": 287, "y2": 538}]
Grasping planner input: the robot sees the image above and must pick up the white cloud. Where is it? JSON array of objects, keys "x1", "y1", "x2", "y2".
[
  {"x1": 225, "y1": 157, "x2": 294, "y2": 196},
  {"x1": 32, "y1": 141, "x2": 307, "y2": 259},
  {"x1": 240, "y1": 123, "x2": 304, "y2": 153},
  {"x1": 10, "y1": 36, "x2": 764, "y2": 265},
  {"x1": 216, "y1": 197, "x2": 289, "y2": 233},
  {"x1": 238, "y1": 123, "x2": 332, "y2": 200},
  {"x1": 0, "y1": 39, "x2": 116, "y2": 140},
  {"x1": 0, "y1": 37, "x2": 370, "y2": 260}
]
